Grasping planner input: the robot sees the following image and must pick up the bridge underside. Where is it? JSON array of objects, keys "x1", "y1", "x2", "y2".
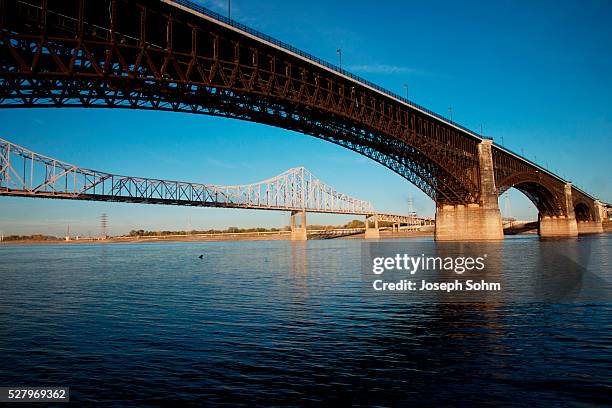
[
  {"x1": 0, "y1": 0, "x2": 479, "y2": 206},
  {"x1": 0, "y1": 77, "x2": 461, "y2": 201},
  {"x1": 0, "y1": 0, "x2": 604, "y2": 240}
]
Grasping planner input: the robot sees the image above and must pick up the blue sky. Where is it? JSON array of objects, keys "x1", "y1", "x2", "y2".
[{"x1": 1, "y1": 0, "x2": 611, "y2": 236}]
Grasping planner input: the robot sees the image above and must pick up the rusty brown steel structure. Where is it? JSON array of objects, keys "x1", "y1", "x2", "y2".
[{"x1": 0, "y1": 0, "x2": 604, "y2": 225}]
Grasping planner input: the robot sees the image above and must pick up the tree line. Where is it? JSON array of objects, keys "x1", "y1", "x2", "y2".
[
  {"x1": 126, "y1": 219, "x2": 367, "y2": 237},
  {"x1": 1, "y1": 234, "x2": 59, "y2": 241}
]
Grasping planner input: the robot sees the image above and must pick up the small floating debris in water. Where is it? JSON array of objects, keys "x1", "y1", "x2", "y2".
[{"x1": 198, "y1": 254, "x2": 204, "y2": 259}]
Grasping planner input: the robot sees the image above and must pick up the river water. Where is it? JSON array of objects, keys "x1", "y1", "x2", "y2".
[{"x1": 0, "y1": 235, "x2": 610, "y2": 406}]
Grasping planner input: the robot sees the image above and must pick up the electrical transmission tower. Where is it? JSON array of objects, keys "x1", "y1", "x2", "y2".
[
  {"x1": 407, "y1": 195, "x2": 416, "y2": 215},
  {"x1": 503, "y1": 193, "x2": 513, "y2": 225},
  {"x1": 100, "y1": 213, "x2": 108, "y2": 239}
]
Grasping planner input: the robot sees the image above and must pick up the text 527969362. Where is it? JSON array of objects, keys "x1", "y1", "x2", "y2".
[{"x1": 0, "y1": 387, "x2": 69, "y2": 402}]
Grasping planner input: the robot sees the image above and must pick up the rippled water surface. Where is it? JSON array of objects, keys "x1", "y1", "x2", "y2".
[{"x1": 0, "y1": 235, "x2": 610, "y2": 406}]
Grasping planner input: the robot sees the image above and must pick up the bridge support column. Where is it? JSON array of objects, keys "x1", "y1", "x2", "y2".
[
  {"x1": 539, "y1": 183, "x2": 578, "y2": 237},
  {"x1": 435, "y1": 140, "x2": 503, "y2": 241},
  {"x1": 577, "y1": 200, "x2": 604, "y2": 234},
  {"x1": 365, "y1": 215, "x2": 380, "y2": 239},
  {"x1": 290, "y1": 210, "x2": 307, "y2": 241}
]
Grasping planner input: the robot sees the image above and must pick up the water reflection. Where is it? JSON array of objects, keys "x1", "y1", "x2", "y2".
[
  {"x1": 363, "y1": 238, "x2": 611, "y2": 303},
  {"x1": 0, "y1": 235, "x2": 610, "y2": 405}
]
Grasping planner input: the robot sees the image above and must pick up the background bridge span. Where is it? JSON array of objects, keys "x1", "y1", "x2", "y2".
[{"x1": 0, "y1": 137, "x2": 397, "y2": 216}]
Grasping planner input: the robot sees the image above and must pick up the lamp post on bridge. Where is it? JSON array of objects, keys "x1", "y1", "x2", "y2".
[
  {"x1": 336, "y1": 48, "x2": 342, "y2": 70},
  {"x1": 448, "y1": 106, "x2": 453, "y2": 121},
  {"x1": 403, "y1": 83, "x2": 409, "y2": 100}
]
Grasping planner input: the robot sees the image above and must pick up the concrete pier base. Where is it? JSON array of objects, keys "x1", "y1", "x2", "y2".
[
  {"x1": 538, "y1": 183, "x2": 579, "y2": 238},
  {"x1": 365, "y1": 229, "x2": 380, "y2": 239},
  {"x1": 576, "y1": 221, "x2": 604, "y2": 235},
  {"x1": 539, "y1": 216, "x2": 578, "y2": 237},
  {"x1": 291, "y1": 228, "x2": 307, "y2": 241},
  {"x1": 290, "y1": 210, "x2": 307, "y2": 241},
  {"x1": 365, "y1": 215, "x2": 380, "y2": 239},
  {"x1": 434, "y1": 140, "x2": 503, "y2": 241},
  {"x1": 435, "y1": 204, "x2": 503, "y2": 241},
  {"x1": 574, "y1": 200, "x2": 606, "y2": 235}
]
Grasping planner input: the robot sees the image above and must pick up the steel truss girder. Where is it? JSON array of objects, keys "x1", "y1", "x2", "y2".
[
  {"x1": 0, "y1": 136, "x2": 434, "y2": 222},
  {"x1": 0, "y1": 137, "x2": 372, "y2": 212}
]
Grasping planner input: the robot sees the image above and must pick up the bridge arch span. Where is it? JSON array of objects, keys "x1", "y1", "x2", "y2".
[
  {"x1": 11, "y1": 89, "x2": 463, "y2": 204},
  {"x1": 571, "y1": 196, "x2": 605, "y2": 234},
  {"x1": 0, "y1": 0, "x2": 479, "y2": 205},
  {"x1": 498, "y1": 172, "x2": 566, "y2": 217},
  {"x1": 574, "y1": 202, "x2": 593, "y2": 222}
]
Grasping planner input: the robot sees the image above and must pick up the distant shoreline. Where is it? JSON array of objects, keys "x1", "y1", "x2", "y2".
[
  {"x1": 0, "y1": 230, "x2": 435, "y2": 245},
  {"x1": 3, "y1": 226, "x2": 609, "y2": 245}
]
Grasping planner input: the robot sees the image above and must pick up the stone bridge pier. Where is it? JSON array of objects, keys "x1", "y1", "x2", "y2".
[
  {"x1": 290, "y1": 210, "x2": 307, "y2": 241},
  {"x1": 538, "y1": 185, "x2": 606, "y2": 237},
  {"x1": 538, "y1": 183, "x2": 578, "y2": 237},
  {"x1": 365, "y1": 215, "x2": 380, "y2": 239},
  {"x1": 435, "y1": 140, "x2": 504, "y2": 241},
  {"x1": 575, "y1": 200, "x2": 605, "y2": 235}
]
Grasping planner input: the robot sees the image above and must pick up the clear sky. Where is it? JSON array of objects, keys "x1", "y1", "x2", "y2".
[{"x1": 1, "y1": 0, "x2": 611, "y2": 236}]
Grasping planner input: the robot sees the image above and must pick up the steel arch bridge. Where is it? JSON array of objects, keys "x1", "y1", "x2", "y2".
[{"x1": 0, "y1": 0, "x2": 606, "y2": 238}]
